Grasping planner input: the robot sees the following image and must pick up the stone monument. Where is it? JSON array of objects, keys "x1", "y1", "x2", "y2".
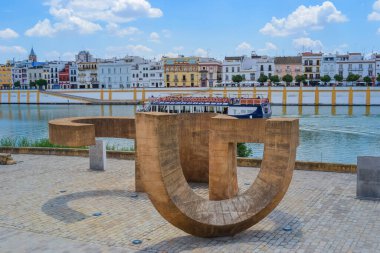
[{"x1": 49, "y1": 113, "x2": 299, "y2": 238}]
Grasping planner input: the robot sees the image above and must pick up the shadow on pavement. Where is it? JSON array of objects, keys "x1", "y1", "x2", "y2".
[{"x1": 41, "y1": 190, "x2": 135, "y2": 224}]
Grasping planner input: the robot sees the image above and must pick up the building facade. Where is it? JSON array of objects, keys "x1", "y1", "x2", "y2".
[
  {"x1": 131, "y1": 60, "x2": 164, "y2": 88},
  {"x1": 320, "y1": 54, "x2": 337, "y2": 80},
  {"x1": 59, "y1": 64, "x2": 70, "y2": 89},
  {"x1": 256, "y1": 56, "x2": 275, "y2": 79},
  {"x1": 0, "y1": 64, "x2": 12, "y2": 89},
  {"x1": 274, "y1": 56, "x2": 302, "y2": 78},
  {"x1": 336, "y1": 53, "x2": 375, "y2": 81},
  {"x1": 198, "y1": 58, "x2": 222, "y2": 87},
  {"x1": 48, "y1": 62, "x2": 66, "y2": 89},
  {"x1": 78, "y1": 61, "x2": 99, "y2": 89},
  {"x1": 163, "y1": 57, "x2": 200, "y2": 87},
  {"x1": 302, "y1": 52, "x2": 322, "y2": 82}
]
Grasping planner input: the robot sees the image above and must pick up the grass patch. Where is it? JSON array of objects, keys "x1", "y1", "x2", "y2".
[{"x1": 0, "y1": 137, "x2": 134, "y2": 151}]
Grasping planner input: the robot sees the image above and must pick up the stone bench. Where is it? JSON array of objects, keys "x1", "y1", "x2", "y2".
[{"x1": 357, "y1": 156, "x2": 380, "y2": 200}]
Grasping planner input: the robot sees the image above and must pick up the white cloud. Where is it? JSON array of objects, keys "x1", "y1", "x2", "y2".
[
  {"x1": 260, "y1": 1, "x2": 347, "y2": 37},
  {"x1": 106, "y1": 44, "x2": 152, "y2": 57},
  {"x1": 369, "y1": 0, "x2": 380, "y2": 21},
  {"x1": 173, "y1": 46, "x2": 184, "y2": 52},
  {"x1": 259, "y1": 42, "x2": 278, "y2": 53},
  {"x1": 194, "y1": 48, "x2": 208, "y2": 57},
  {"x1": 236, "y1": 42, "x2": 252, "y2": 52},
  {"x1": 0, "y1": 28, "x2": 19, "y2": 39},
  {"x1": 156, "y1": 52, "x2": 179, "y2": 59},
  {"x1": 26, "y1": 0, "x2": 163, "y2": 36},
  {"x1": 150, "y1": 32, "x2": 160, "y2": 42},
  {"x1": 106, "y1": 23, "x2": 140, "y2": 37},
  {"x1": 293, "y1": 37, "x2": 323, "y2": 51},
  {"x1": 0, "y1": 45, "x2": 27, "y2": 54},
  {"x1": 25, "y1": 19, "x2": 57, "y2": 37},
  {"x1": 162, "y1": 29, "x2": 171, "y2": 38}
]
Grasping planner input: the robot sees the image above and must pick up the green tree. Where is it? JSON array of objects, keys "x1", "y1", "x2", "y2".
[
  {"x1": 13, "y1": 81, "x2": 20, "y2": 88},
  {"x1": 363, "y1": 76, "x2": 372, "y2": 86},
  {"x1": 257, "y1": 74, "x2": 268, "y2": 84},
  {"x1": 334, "y1": 74, "x2": 343, "y2": 82},
  {"x1": 295, "y1": 74, "x2": 306, "y2": 84},
  {"x1": 29, "y1": 81, "x2": 36, "y2": 88},
  {"x1": 232, "y1": 75, "x2": 243, "y2": 84},
  {"x1": 269, "y1": 75, "x2": 280, "y2": 83},
  {"x1": 282, "y1": 74, "x2": 293, "y2": 85},
  {"x1": 320, "y1": 75, "x2": 331, "y2": 84},
  {"x1": 376, "y1": 74, "x2": 380, "y2": 82},
  {"x1": 346, "y1": 73, "x2": 360, "y2": 84},
  {"x1": 35, "y1": 79, "x2": 47, "y2": 89},
  {"x1": 237, "y1": 143, "x2": 253, "y2": 157}
]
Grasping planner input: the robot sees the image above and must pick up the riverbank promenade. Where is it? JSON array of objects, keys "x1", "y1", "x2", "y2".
[{"x1": 0, "y1": 154, "x2": 379, "y2": 252}]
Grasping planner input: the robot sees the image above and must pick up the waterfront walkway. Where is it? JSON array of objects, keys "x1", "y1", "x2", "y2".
[{"x1": 0, "y1": 155, "x2": 379, "y2": 252}]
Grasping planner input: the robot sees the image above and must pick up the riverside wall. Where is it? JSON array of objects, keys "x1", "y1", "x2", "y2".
[
  {"x1": 0, "y1": 147, "x2": 357, "y2": 173},
  {"x1": 1, "y1": 87, "x2": 380, "y2": 105}
]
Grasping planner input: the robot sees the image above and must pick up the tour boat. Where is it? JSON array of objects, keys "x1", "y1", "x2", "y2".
[{"x1": 139, "y1": 95, "x2": 272, "y2": 119}]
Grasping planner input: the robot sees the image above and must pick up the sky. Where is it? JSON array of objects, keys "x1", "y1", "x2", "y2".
[{"x1": 1, "y1": 0, "x2": 380, "y2": 63}]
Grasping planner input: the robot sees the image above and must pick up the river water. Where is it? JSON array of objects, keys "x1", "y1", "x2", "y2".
[{"x1": 1, "y1": 104, "x2": 379, "y2": 164}]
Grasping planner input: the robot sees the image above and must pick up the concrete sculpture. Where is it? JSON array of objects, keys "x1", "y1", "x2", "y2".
[{"x1": 49, "y1": 113, "x2": 299, "y2": 238}]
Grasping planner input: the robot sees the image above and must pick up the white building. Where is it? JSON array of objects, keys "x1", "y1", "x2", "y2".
[
  {"x1": 48, "y1": 62, "x2": 66, "y2": 88},
  {"x1": 78, "y1": 61, "x2": 99, "y2": 89},
  {"x1": 98, "y1": 59, "x2": 132, "y2": 89},
  {"x1": 69, "y1": 62, "x2": 78, "y2": 88},
  {"x1": 27, "y1": 66, "x2": 45, "y2": 85},
  {"x1": 131, "y1": 60, "x2": 164, "y2": 88},
  {"x1": 222, "y1": 53, "x2": 273, "y2": 85},
  {"x1": 12, "y1": 63, "x2": 28, "y2": 89},
  {"x1": 98, "y1": 56, "x2": 163, "y2": 89},
  {"x1": 320, "y1": 54, "x2": 337, "y2": 80},
  {"x1": 222, "y1": 54, "x2": 261, "y2": 85},
  {"x1": 335, "y1": 53, "x2": 375, "y2": 82},
  {"x1": 256, "y1": 56, "x2": 274, "y2": 79}
]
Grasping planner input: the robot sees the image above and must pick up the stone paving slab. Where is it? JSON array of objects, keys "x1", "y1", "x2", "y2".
[{"x1": 0, "y1": 154, "x2": 379, "y2": 253}]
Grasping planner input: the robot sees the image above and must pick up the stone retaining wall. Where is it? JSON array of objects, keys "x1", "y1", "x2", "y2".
[{"x1": 0, "y1": 147, "x2": 356, "y2": 173}]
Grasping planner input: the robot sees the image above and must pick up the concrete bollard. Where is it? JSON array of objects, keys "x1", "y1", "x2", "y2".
[
  {"x1": 89, "y1": 140, "x2": 106, "y2": 171},
  {"x1": 357, "y1": 156, "x2": 380, "y2": 200}
]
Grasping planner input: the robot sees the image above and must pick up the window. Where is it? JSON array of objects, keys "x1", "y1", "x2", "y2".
[
  {"x1": 191, "y1": 74, "x2": 194, "y2": 81},
  {"x1": 166, "y1": 74, "x2": 170, "y2": 81},
  {"x1": 359, "y1": 64, "x2": 363, "y2": 70},
  {"x1": 237, "y1": 67, "x2": 240, "y2": 72},
  {"x1": 268, "y1": 65, "x2": 272, "y2": 71},
  {"x1": 232, "y1": 67, "x2": 235, "y2": 73},
  {"x1": 226, "y1": 67, "x2": 229, "y2": 73},
  {"x1": 260, "y1": 65, "x2": 264, "y2": 71}
]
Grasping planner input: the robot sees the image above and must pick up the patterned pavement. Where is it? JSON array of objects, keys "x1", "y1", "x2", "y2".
[{"x1": 0, "y1": 155, "x2": 379, "y2": 253}]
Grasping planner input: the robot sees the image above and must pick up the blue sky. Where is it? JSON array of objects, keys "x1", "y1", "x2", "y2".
[{"x1": 1, "y1": 0, "x2": 380, "y2": 63}]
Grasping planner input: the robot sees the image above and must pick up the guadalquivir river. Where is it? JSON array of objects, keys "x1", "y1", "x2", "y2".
[{"x1": 0, "y1": 104, "x2": 380, "y2": 164}]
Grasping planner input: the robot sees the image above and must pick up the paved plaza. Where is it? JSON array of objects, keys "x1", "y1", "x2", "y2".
[{"x1": 0, "y1": 155, "x2": 379, "y2": 252}]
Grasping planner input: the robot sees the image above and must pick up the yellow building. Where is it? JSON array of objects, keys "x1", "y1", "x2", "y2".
[
  {"x1": 0, "y1": 64, "x2": 12, "y2": 89},
  {"x1": 163, "y1": 57, "x2": 200, "y2": 87}
]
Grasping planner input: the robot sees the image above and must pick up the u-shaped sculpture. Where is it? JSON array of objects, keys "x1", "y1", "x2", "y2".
[
  {"x1": 49, "y1": 113, "x2": 299, "y2": 238},
  {"x1": 136, "y1": 112, "x2": 299, "y2": 238}
]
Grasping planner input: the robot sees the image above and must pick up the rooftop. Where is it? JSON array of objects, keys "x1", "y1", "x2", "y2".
[
  {"x1": 274, "y1": 56, "x2": 302, "y2": 65},
  {"x1": 0, "y1": 154, "x2": 378, "y2": 252}
]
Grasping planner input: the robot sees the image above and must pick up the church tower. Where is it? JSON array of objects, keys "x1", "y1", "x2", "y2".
[{"x1": 29, "y1": 47, "x2": 37, "y2": 62}]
